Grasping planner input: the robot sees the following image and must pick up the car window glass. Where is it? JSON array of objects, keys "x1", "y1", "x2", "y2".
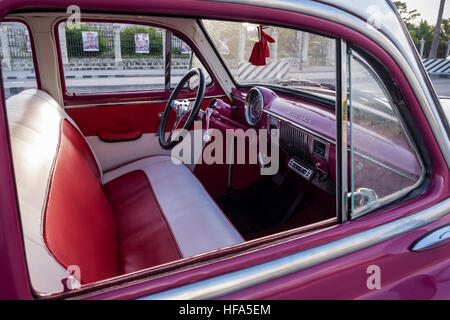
[
  {"x1": 348, "y1": 54, "x2": 422, "y2": 215},
  {"x1": 0, "y1": 21, "x2": 37, "y2": 99},
  {"x1": 58, "y1": 22, "x2": 211, "y2": 94},
  {"x1": 202, "y1": 20, "x2": 336, "y2": 101}
]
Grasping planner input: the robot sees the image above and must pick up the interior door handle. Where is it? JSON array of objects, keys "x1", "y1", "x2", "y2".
[
  {"x1": 410, "y1": 225, "x2": 450, "y2": 252},
  {"x1": 98, "y1": 128, "x2": 143, "y2": 143}
]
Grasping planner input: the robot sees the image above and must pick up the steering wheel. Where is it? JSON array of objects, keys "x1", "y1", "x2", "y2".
[{"x1": 158, "y1": 67, "x2": 206, "y2": 149}]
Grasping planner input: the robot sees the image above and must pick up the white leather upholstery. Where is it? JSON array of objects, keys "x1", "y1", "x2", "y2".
[
  {"x1": 86, "y1": 130, "x2": 205, "y2": 172},
  {"x1": 103, "y1": 156, "x2": 244, "y2": 257},
  {"x1": 7, "y1": 90, "x2": 75, "y2": 293}
]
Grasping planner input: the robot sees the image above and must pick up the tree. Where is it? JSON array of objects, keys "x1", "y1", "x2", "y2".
[
  {"x1": 440, "y1": 18, "x2": 450, "y2": 41},
  {"x1": 394, "y1": 1, "x2": 421, "y2": 28},
  {"x1": 414, "y1": 20, "x2": 434, "y2": 44},
  {"x1": 65, "y1": 24, "x2": 113, "y2": 59},
  {"x1": 394, "y1": 1, "x2": 448, "y2": 58}
]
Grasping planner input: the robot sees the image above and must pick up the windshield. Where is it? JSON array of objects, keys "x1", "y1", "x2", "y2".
[{"x1": 202, "y1": 20, "x2": 336, "y2": 100}]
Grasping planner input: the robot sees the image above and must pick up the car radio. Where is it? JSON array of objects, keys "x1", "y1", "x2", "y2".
[{"x1": 288, "y1": 158, "x2": 314, "y2": 181}]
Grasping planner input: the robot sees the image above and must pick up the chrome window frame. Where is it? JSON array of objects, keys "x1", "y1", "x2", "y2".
[{"x1": 348, "y1": 50, "x2": 426, "y2": 219}]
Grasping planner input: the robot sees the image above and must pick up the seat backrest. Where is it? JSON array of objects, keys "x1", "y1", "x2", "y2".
[{"x1": 7, "y1": 90, "x2": 118, "y2": 292}]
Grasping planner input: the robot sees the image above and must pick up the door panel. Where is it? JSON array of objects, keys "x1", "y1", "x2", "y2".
[{"x1": 66, "y1": 96, "x2": 227, "y2": 172}]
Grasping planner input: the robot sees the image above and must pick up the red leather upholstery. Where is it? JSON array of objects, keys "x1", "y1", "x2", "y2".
[
  {"x1": 9, "y1": 90, "x2": 243, "y2": 289},
  {"x1": 104, "y1": 170, "x2": 182, "y2": 274},
  {"x1": 44, "y1": 120, "x2": 119, "y2": 284},
  {"x1": 98, "y1": 128, "x2": 143, "y2": 143}
]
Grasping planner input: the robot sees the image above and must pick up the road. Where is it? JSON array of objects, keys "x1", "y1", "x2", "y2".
[
  {"x1": 430, "y1": 77, "x2": 450, "y2": 98},
  {"x1": 2, "y1": 69, "x2": 449, "y2": 98}
]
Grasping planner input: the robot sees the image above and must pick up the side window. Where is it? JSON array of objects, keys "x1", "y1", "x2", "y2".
[
  {"x1": 57, "y1": 22, "x2": 211, "y2": 94},
  {"x1": 348, "y1": 53, "x2": 422, "y2": 216},
  {"x1": 0, "y1": 21, "x2": 38, "y2": 99},
  {"x1": 170, "y1": 35, "x2": 211, "y2": 89}
]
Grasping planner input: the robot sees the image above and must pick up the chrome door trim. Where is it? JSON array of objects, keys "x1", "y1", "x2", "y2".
[
  {"x1": 141, "y1": 198, "x2": 450, "y2": 300},
  {"x1": 410, "y1": 224, "x2": 450, "y2": 251},
  {"x1": 263, "y1": 109, "x2": 334, "y2": 144},
  {"x1": 335, "y1": 39, "x2": 349, "y2": 223}
]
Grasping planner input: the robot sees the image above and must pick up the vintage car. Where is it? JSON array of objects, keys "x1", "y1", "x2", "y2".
[{"x1": 0, "y1": 0, "x2": 449, "y2": 300}]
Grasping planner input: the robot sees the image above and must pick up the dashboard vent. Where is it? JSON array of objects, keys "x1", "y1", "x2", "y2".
[
  {"x1": 313, "y1": 139, "x2": 327, "y2": 159},
  {"x1": 279, "y1": 121, "x2": 311, "y2": 162}
]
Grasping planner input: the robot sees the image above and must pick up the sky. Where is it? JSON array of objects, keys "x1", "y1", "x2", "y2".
[{"x1": 404, "y1": 0, "x2": 450, "y2": 24}]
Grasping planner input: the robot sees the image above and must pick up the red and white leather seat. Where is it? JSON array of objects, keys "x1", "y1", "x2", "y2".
[{"x1": 7, "y1": 89, "x2": 243, "y2": 293}]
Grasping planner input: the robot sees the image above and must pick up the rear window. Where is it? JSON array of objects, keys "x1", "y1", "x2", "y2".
[{"x1": 0, "y1": 21, "x2": 38, "y2": 99}]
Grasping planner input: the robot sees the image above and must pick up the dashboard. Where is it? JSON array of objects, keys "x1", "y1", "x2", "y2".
[
  {"x1": 204, "y1": 86, "x2": 420, "y2": 199},
  {"x1": 244, "y1": 87, "x2": 336, "y2": 193}
]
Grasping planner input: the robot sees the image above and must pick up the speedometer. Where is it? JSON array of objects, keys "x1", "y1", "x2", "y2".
[{"x1": 245, "y1": 88, "x2": 264, "y2": 126}]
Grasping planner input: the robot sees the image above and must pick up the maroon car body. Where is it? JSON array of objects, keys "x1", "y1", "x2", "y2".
[{"x1": 0, "y1": 0, "x2": 449, "y2": 300}]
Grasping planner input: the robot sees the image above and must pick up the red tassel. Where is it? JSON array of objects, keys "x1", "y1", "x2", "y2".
[{"x1": 249, "y1": 25, "x2": 275, "y2": 66}]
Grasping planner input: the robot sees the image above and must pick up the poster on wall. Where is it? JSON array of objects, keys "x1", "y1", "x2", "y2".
[
  {"x1": 82, "y1": 31, "x2": 99, "y2": 52},
  {"x1": 135, "y1": 33, "x2": 150, "y2": 53},
  {"x1": 181, "y1": 41, "x2": 191, "y2": 54}
]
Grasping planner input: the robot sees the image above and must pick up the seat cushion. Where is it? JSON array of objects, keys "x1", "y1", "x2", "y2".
[
  {"x1": 104, "y1": 170, "x2": 182, "y2": 274},
  {"x1": 103, "y1": 156, "x2": 244, "y2": 266}
]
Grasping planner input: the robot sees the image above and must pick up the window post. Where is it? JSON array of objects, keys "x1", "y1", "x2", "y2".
[
  {"x1": 164, "y1": 30, "x2": 172, "y2": 91},
  {"x1": 0, "y1": 24, "x2": 12, "y2": 71},
  {"x1": 335, "y1": 39, "x2": 349, "y2": 223},
  {"x1": 113, "y1": 24, "x2": 123, "y2": 70}
]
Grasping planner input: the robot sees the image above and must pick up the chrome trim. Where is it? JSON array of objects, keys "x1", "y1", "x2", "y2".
[
  {"x1": 352, "y1": 187, "x2": 379, "y2": 209},
  {"x1": 64, "y1": 95, "x2": 227, "y2": 109},
  {"x1": 410, "y1": 225, "x2": 450, "y2": 251},
  {"x1": 207, "y1": 0, "x2": 450, "y2": 169},
  {"x1": 245, "y1": 87, "x2": 264, "y2": 126},
  {"x1": 141, "y1": 198, "x2": 450, "y2": 300},
  {"x1": 279, "y1": 121, "x2": 311, "y2": 160},
  {"x1": 348, "y1": 51, "x2": 426, "y2": 218},
  {"x1": 264, "y1": 109, "x2": 334, "y2": 144},
  {"x1": 336, "y1": 39, "x2": 349, "y2": 223}
]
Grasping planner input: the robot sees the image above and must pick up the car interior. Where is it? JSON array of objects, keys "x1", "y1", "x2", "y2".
[{"x1": 1, "y1": 12, "x2": 423, "y2": 296}]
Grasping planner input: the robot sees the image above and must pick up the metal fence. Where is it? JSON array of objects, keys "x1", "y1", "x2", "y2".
[
  {"x1": 120, "y1": 28, "x2": 163, "y2": 58},
  {"x1": 0, "y1": 23, "x2": 33, "y2": 60},
  {"x1": 65, "y1": 25, "x2": 115, "y2": 59},
  {"x1": 62, "y1": 23, "x2": 191, "y2": 60},
  {"x1": 172, "y1": 36, "x2": 190, "y2": 59},
  {"x1": 416, "y1": 41, "x2": 450, "y2": 59}
]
